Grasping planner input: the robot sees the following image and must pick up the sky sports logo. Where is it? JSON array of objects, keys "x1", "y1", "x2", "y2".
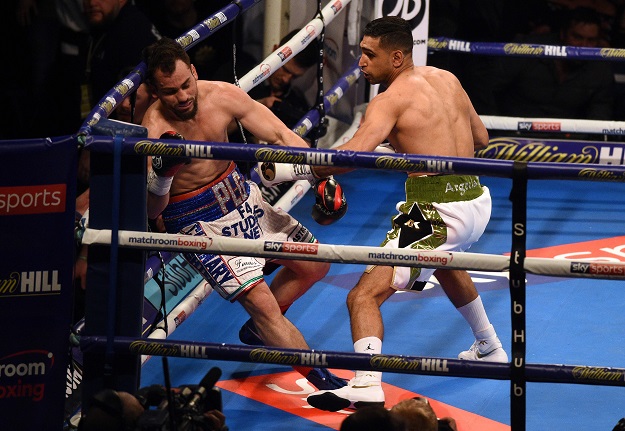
[
  {"x1": 0, "y1": 184, "x2": 66, "y2": 216},
  {"x1": 264, "y1": 241, "x2": 319, "y2": 255},
  {"x1": 518, "y1": 121, "x2": 561, "y2": 132},
  {"x1": 570, "y1": 261, "x2": 625, "y2": 276}
]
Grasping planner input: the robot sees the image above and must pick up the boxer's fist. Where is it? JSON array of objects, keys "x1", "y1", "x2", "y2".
[
  {"x1": 311, "y1": 177, "x2": 347, "y2": 225},
  {"x1": 152, "y1": 131, "x2": 191, "y2": 177}
]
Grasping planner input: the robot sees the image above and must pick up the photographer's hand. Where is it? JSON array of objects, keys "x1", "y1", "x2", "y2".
[{"x1": 203, "y1": 409, "x2": 226, "y2": 430}]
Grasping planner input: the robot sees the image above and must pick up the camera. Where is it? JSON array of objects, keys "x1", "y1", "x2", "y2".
[{"x1": 135, "y1": 367, "x2": 225, "y2": 431}]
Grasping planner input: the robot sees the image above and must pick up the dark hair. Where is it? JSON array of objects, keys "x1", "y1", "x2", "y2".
[
  {"x1": 363, "y1": 16, "x2": 413, "y2": 54},
  {"x1": 142, "y1": 37, "x2": 191, "y2": 85},
  {"x1": 279, "y1": 29, "x2": 321, "y2": 69},
  {"x1": 340, "y1": 405, "x2": 405, "y2": 431}
]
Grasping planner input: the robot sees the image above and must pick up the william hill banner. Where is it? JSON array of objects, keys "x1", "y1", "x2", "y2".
[
  {"x1": 478, "y1": 137, "x2": 625, "y2": 165},
  {"x1": 0, "y1": 137, "x2": 77, "y2": 430}
]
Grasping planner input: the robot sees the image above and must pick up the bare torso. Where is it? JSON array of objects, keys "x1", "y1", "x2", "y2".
[
  {"x1": 333, "y1": 66, "x2": 488, "y2": 178},
  {"x1": 143, "y1": 81, "x2": 235, "y2": 194},
  {"x1": 386, "y1": 67, "x2": 478, "y2": 158}
]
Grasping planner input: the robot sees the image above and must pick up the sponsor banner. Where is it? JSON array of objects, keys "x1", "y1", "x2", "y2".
[
  {"x1": 477, "y1": 137, "x2": 625, "y2": 165},
  {"x1": 526, "y1": 235, "x2": 625, "y2": 262},
  {"x1": 143, "y1": 254, "x2": 205, "y2": 317},
  {"x1": 0, "y1": 137, "x2": 77, "y2": 430}
]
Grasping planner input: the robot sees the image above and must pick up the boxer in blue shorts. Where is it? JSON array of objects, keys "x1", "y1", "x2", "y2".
[{"x1": 141, "y1": 38, "x2": 346, "y2": 390}]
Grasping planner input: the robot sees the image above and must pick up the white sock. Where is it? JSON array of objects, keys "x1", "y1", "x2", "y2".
[
  {"x1": 354, "y1": 337, "x2": 382, "y2": 383},
  {"x1": 354, "y1": 336, "x2": 382, "y2": 354},
  {"x1": 456, "y1": 296, "x2": 496, "y2": 340}
]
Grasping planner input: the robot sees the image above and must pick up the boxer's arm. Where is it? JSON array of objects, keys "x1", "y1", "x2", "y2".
[
  {"x1": 147, "y1": 131, "x2": 190, "y2": 219},
  {"x1": 221, "y1": 83, "x2": 309, "y2": 148},
  {"x1": 469, "y1": 102, "x2": 489, "y2": 150}
]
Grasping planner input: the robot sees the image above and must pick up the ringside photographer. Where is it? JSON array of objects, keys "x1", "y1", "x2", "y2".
[{"x1": 78, "y1": 367, "x2": 227, "y2": 431}]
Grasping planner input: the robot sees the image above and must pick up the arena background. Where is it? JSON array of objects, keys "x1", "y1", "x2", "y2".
[{"x1": 2, "y1": 1, "x2": 625, "y2": 430}]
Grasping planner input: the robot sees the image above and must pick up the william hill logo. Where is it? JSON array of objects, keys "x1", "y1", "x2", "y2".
[{"x1": 0, "y1": 270, "x2": 62, "y2": 297}]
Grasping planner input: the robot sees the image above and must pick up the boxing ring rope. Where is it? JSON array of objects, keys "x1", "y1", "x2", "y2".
[
  {"x1": 236, "y1": 0, "x2": 351, "y2": 92},
  {"x1": 80, "y1": 335, "x2": 625, "y2": 387},
  {"x1": 73, "y1": 9, "x2": 625, "y2": 430},
  {"x1": 480, "y1": 115, "x2": 625, "y2": 136},
  {"x1": 428, "y1": 36, "x2": 625, "y2": 61},
  {"x1": 428, "y1": 37, "x2": 625, "y2": 137},
  {"x1": 83, "y1": 228, "x2": 625, "y2": 280},
  {"x1": 83, "y1": 136, "x2": 625, "y2": 180}
]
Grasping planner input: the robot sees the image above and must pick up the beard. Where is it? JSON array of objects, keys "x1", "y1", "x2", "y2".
[{"x1": 173, "y1": 98, "x2": 198, "y2": 120}]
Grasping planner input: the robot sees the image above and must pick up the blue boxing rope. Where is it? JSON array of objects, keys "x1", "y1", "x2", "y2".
[
  {"x1": 428, "y1": 36, "x2": 625, "y2": 62},
  {"x1": 78, "y1": 335, "x2": 625, "y2": 388},
  {"x1": 291, "y1": 59, "x2": 361, "y2": 138},
  {"x1": 82, "y1": 136, "x2": 625, "y2": 182}
]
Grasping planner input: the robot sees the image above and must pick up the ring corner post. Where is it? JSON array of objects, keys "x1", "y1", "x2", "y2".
[{"x1": 82, "y1": 122, "x2": 147, "y2": 406}]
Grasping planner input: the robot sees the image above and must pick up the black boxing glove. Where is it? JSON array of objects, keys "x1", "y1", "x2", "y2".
[
  {"x1": 148, "y1": 131, "x2": 191, "y2": 196},
  {"x1": 311, "y1": 177, "x2": 347, "y2": 225}
]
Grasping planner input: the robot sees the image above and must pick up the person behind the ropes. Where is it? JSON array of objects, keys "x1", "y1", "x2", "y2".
[
  {"x1": 141, "y1": 37, "x2": 347, "y2": 391},
  {"x1": 257, "y1": 16, "x2": 507, "y2": 411}
]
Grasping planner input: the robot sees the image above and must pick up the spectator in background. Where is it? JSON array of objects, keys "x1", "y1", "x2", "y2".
[
  {"x1": 427, "y1": 0, "x2": 554, "y2": 111},
  {"x1": 83, "y1": 0, "x2": 160, "y2": 115},
  {"x1": 76, "y1": 0, "x2": 160, "y2": 194},
  {"x1": 6, "y1": 0, "x2": 60, "y2": 139},
  {"x1": 484, "y1": 7, "x2": 615, "y2": 121}
]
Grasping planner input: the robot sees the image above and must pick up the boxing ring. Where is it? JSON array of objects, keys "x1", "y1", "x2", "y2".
[
  {"x1": 68, "y1": 3, "x2": 625, "y2": 431},
  {"x1": 2, "y1": 1, "x2": 625, "y2": 430}
]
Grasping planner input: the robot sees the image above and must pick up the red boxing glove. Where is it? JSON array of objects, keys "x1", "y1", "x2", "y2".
[{"x1": 311, "y1": 177, "x2": 347, "y2": 225}]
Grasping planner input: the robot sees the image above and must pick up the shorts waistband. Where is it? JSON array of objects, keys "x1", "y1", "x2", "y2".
[
  {"x1": 405, "y1": 175, "x2": 483, "y2": 202},
  {"x1": 162, "y1": 162, "x2": 250, "y2": 232}
]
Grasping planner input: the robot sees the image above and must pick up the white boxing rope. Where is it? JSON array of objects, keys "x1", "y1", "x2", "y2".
[
  {"x1": 142, "y1": 280, "x2": 213, "y2": 363},
  {"x1": 480, "y1": 115, "x2": 625, "y2": 136},
  {"x1": 238, "y1": 0, "x2": 352, "y2": 92},
  {"x1": 272, "y1": 180, "x2": 311, "y2": 213},
  {"x1": 83, "y1": 228, "x2": 625, "y2": 280}
]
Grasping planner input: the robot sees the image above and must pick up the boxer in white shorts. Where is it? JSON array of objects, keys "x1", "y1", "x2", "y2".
[{"x1": 372, "y1": 174, "x2": 491, "y2": 292}]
